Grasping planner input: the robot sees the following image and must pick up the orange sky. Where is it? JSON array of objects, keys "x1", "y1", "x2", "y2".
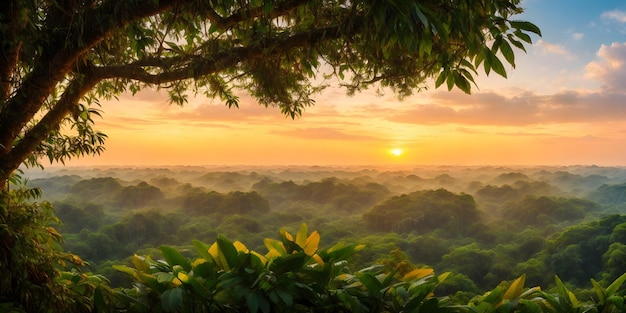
[{"x1": 64, "y1": 1, "x2": 626, "y2": 167}]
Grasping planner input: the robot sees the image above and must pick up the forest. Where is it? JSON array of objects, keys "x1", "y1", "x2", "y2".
[{"x1": 22, "y1": 164, "x2": 626, "y2": 308}]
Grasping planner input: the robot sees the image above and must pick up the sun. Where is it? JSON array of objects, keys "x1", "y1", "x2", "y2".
[{"x1": 390, "y1": 148, "x2": 403, "y2": 157}]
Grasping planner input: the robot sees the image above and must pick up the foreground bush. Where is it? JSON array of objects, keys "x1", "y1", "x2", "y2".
[
  {"x1": 105, "y1": 224, "x2": 626, "y2": 313},
  {"x1": 108, "y1": 224, "x2": 453, "y2": 312},
  {"x1": 0, "y1": 177, "x2": 107, "y2": 313}
]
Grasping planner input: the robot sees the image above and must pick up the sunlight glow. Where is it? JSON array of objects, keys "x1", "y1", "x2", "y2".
[{"x1": 390, "y1": 148, "x2": 403, "y2": 157}]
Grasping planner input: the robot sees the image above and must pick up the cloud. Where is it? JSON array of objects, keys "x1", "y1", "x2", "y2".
[
  {"x1": 572, "y1": 33, "x2": 584, "y2": 40},
  {"x1": 386, "y1": 89, "x2": 626, "y2": 126},
  {"x1": 585, "y1": 42, "x2": 626, "y2": 92},
  {"x1": 271, "y1": 127, "x2": 379, "y2": 141},
  {"x1": 602, "y1": 10, "x2": 626, "y2": 23},
  {"x1": 536, "y1": 40, "x2": 572, "y2": 58}
]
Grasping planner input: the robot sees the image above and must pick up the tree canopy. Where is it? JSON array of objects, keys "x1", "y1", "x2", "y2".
[{"x1": 0, "y1": 0, "x2": 540, "y2": 185}]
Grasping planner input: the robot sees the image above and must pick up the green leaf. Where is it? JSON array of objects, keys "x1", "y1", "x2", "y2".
[
  {"x1": 276, "y1": 290, "x2": 293, "y2": 306},
  {"x1": 263, "y1": 0, "x2": 272, "y2": 15},
  {"x1": 591, "y1": 279, "x2": 606, "y2": 304},
  {"x1": 419, "y1": 34, "x2": 433, "y2": 57},
  {"x1": 192, "y1": 261, "x2": 215, "y2": 279},
  {"x1": 160, "y1": 245, "x2": 191, "y2": 272},
  {"x1": 555, "y1": 275, "x2": 578, "y2": 307},
  {"x1": 474, "y1": 48, "x2": 486, "y2": 68},
  {"x1": 131, "y1": 255, "x2": 150, "y2": 273},
  {"x1": 446, "y1": 72, "x2": 455, "y2": 91},
  {"x1": 411, "y1": 3, "x2": 429, "y2": 27},
  {"x1": 93, "y1": 286, "x2": 106, "y2": 311},
  {"x1": 155, "y1": 272, "x2": 176, "y2": 284},
  {"x1": 514, "y1": 29, "x2": 533, "y2": 44},
  {"x1": 485, "y1": 49, "x2": 507, "y2": 78},
  {"x1": 435, "y1": 71, "x2": 447, "y2": 88},
  {"x1": 453, "y1": 71, "x2": 471, "y2": 94},
  {"x1": 161, "y1": 287, "x2": 184, "y2": 311},
  {"x1": 606, "y1": 295, "x2": 625, "y2": 309},
  {"x1": 605, "y1": 272, "x2": 626, "y2": 296},
  {"x1": 503, "y1": 275, "x2": 526, "y2": 301},
  {"x1": 491, "y1": 36, "x2": 502, "y2": 54},
  {"x1": 193, "y1": 239, "x2": 214, "y2": 262},
  {"x1": 217, "y1": 235, "x2": 240, "y2": 270},
  {"x1": 507, "y1": 35, "x2": 527, "y2": 52},
  {"x1": 510, "y1": 20, "x2": 542, "y2": 36},
  {"x1": 264, "y1": 238, "x2": 287, "y2": 257},
  {"x1": 357, "y1": 272, "x2": 383, "y2": 295},
  {"x1": 113, "y1": 265, "x2": 138, "y2": 277},
  {"x1": 246, "y1": 292, "x2": 270, "y2": 313},
  {"x1": 295, "y1": 223, "x2": 308, "y2": 248},
  {"x1": 483, "y1": 287, "x2": 505, "y2": 305},
  {"x1": 499, "y1": 39, "x2": 516, "y2": 68}
]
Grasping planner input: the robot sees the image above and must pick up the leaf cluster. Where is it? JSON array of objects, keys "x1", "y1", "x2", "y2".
[{"x1": 108, "y1": 223, "x2": 452, "y2": 312}]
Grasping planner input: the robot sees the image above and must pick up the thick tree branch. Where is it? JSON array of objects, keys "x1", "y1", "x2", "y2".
[
  {"x1": 0, "y1": 70, "x2": 101, "y2": 181},
  {"x1": 0, "y1": 0, "x2": 22, "y2": 101},
  {"x1": 0, "y1": 0, "x2": 182, "y2": 155}
]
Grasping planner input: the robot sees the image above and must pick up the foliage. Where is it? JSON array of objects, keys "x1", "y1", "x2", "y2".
[
  {"x1": 363, "y1": 189, "x2": 480, "y2": 234},
  {"x1": 102, "y1": 223, "x2": 626, "y2": 313},
  {"x1": 252, "y1": 177, "x2": 389, "y2": 213},
  {"x1": 502, "y1": 196, "x2": 599, "y2": 228},
  {"x1": 111, "y1": 223, "x2": 454, "y2": 312},
  {"x1": 590, "y1": 183, "x2": 626, "y2": 205},
  {"x1": 0, "y1": 175, "x2": 107, "y2": 312},
  {"x1": 6, "y1": 168, "x2": 626, "y2": 312}
]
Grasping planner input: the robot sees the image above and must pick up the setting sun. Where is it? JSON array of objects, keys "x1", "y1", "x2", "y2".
[{"x1": 390, "y1": 148, "x2": 404, "y2": 157}]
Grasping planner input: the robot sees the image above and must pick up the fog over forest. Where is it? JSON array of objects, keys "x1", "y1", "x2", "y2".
[{"x1": 23, "y1": 165, "x2": 626, "y2": 300}]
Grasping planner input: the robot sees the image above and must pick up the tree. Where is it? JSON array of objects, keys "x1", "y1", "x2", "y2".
[{"x1": 0, "y1": 0, "x2": 539, "y2": 186}]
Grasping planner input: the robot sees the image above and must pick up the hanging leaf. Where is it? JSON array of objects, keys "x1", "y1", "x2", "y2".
[
  {"x1": 510, "y1": 20, "x2": 542, "y2": 36},
  {"x1": 435, "y1": 71, "x2": 447, "y2": 88},
  {"x1": 453, "y1": 71, "x2": 471, "y2": 94}
]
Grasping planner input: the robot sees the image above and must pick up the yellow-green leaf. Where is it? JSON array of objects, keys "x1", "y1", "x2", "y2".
[
  {"x1": 403, "y1": 268, "x2": 434, "y2": 281},
  {"x1": 264, "y1": 238, "x2": 287, "y2": 257},
  {"x1": 502, "y1": 275, "x2": 526, "y2": 301},
  {"x1": 295, "y1": 223, "x2": 308, "y2": 248},
  {"x1": 303, "y1": 231, "x2": 320, "y2": 256}
]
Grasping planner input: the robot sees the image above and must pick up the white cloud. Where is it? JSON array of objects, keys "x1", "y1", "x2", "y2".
[
  {"x1": 585, "y1": 42, "x2": 626, "y2": 92},
  {"x1": 536, "y1": 40, "x2": 573, "y2": 59},
  {"x1": 602, "y1": 10, "x2": 626, "y2": 23},
  {"x1": 572, "y1": 33, "x2": 584, "y2": 40}
]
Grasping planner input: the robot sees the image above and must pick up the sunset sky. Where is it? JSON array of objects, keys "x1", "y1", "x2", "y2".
[{"x1": 68, "y1": 0, "x2": 626, "y2": 167}]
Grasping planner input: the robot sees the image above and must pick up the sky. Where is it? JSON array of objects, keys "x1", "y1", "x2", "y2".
[{"x1": 67, "y1": 0, "x2": 626, "y2": 167}]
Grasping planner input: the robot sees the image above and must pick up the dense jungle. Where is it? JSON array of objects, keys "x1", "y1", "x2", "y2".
[{"x1": 23, "y1": 165, "x2": 626, "y2": 307}]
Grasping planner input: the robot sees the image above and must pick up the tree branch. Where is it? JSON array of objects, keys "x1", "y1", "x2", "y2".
[
  {"x1": 201, "y1": 0, "x2": 311, "y2": 30},
  {"x1": 224, "y1": 0, "x2": 310, "y2": 29},
  {"x1": 0, "y1": 0, "x2": 182, "y2": 155},
  {"x1": 93, "y1": 25, "x2": 342, "y2": 84},
  {"x1": 0, "y1": 69, "x2": 101, "y2": 180},
  {"x1": 0, "y1": 0, "x2": 23, "y2": 101}
]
